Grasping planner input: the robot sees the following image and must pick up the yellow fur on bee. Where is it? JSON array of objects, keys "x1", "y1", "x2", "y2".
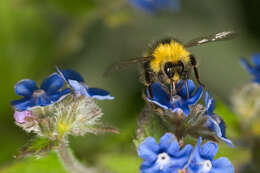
[{"x1": 150, "y1": 41, "x2": 190, "y2": 72}]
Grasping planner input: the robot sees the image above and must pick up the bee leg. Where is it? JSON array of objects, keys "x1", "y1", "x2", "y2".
[
  {"x1": 143, "y1": 62, "x2": 154, "y2": 98},
  {"x1": 190, "y1": 55, "x2": 205, "y2": 88},
  {"x1": 193, "y1": 66, "x2": 206, "y2": 87}
]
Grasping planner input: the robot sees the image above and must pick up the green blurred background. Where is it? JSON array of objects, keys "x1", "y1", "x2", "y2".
[{"x1": 0, "y1": 0, "x2": 260, "y2": 172}]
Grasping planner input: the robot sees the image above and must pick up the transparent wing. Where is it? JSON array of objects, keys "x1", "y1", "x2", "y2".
[
  {"x1": 103, "y1": 56, "x2": 151, "y2": 77},
  {"x1": 184, "y1": 31, "x2": 236, "y2": 48}
]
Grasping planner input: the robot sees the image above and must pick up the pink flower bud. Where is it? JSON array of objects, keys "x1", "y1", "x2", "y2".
[{"x1": 14, "y1": 110, "x2": 33, "y2": 124}]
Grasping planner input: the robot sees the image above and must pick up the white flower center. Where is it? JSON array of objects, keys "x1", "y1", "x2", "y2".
[
  {"x1": 156, "y1": 152, "x2": 170, "y2": 170},
  {"x1": 198, "y1": 160, "x2": 212, "y2": 173}
]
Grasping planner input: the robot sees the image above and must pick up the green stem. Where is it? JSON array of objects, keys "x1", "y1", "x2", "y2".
[{"x1": 57, "y1": 139, "x2": 98, "y2": 173}]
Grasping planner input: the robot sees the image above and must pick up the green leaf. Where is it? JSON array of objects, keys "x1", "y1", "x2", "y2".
[
  {"x1": 17, "y1": 137, "x2": 58, "y2": 159},
  {"x1": 1, "y1": 152, "x2": 67, "y2": 173}
]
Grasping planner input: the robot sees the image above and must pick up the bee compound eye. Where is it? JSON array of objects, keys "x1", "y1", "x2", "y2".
[
  {"x1": 164, "y1": 62, "x2": 174, "y2": 78},
  {"x1": 177, "y1": 61, "x2": 184, "y2": 73}
]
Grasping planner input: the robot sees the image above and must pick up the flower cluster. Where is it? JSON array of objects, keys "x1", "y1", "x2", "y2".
[
  {"x1": 145, "y1": 79, "x2": 233, "y2": 146},
  {"x1": 232, "y1": 54, "x2": 260, "y2": 135},
  {"x1": 11, "y1": 68, "x2": 115, "y2": 139},
  {"x1": 138, "y1": 133, "x2": 234, "y2": 173},
  {"x1": 11, "y1": 73, "x2": 71, "y2": 111},
  {"x1": 146, "y1": 80, "x2": 203, "y2": 116}
]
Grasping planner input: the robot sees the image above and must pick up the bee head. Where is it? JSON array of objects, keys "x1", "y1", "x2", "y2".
[{"x1": 164, "y1": 61, "x2": 184, "y2": 82}]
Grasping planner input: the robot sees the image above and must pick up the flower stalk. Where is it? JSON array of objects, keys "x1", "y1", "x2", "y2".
[{"x1": 57, "y1": 138, "x2": 98, "y2": 173}]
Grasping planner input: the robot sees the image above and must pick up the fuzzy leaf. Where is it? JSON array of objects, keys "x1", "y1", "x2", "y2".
[
  {"x1": 134, "y1": 104, "x2": 168, "y2": 147},
  {"x1": 16, "y1": 137, "x2": 58, "y2": 159}
]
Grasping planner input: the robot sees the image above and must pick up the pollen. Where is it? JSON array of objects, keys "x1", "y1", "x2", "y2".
[{"x1": 150, "y1": 41, "x2": 190, "y2": 72}]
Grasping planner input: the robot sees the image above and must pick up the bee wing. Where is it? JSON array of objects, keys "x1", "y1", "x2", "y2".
[
  {"x1": 103, "y1": 56, "x2": 152, "y2": 77},
  {"x1": 184, "y1": 31, "x2": 236, "y2": 48}
]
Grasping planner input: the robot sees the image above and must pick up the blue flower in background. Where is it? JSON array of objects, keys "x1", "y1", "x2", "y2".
[
  {"x1": 11, "y1": 73, "x2": 71, "y2": 111},
  {"x1": 57, "y1": 67, "x2": 114, "y2": 100},
  {"x1": 128, "y1": 0, "x2": 180, "y2": 13},
  {"x1": 204, "y1": 92, "x2": 233, "y2": 147},
  {"x1": 138, "y1": 133, "x2": 192, "y2": 173},
  {"x1": 146, "y1": 80, "x2": 203, "y2": 116},
  {"x1": 188, "y1": 137, "x2": 234, "y2": 173},
  {"x1": 240, "y1": 53, "x2": 260, "y2": 83}
]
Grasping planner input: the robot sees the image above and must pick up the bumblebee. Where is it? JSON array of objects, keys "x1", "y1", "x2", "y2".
[{"x1": 104, "y1": 31, "x2": 235, "y2": 97}]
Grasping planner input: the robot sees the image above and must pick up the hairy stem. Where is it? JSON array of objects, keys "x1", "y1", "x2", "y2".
[{"x1": 57, "y1": 139, "x2": 98, "y2": 173}]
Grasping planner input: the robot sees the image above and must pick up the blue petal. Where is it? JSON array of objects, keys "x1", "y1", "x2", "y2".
[
  {"x1": 138, "y1": 137, "x2": 160, "y2": 163},
  {"x1": 191, "y1": 137, "x2": 204, "y2": 163},
  {"x1": 206, "y1": 116, "x2": 234, "y2": 147},
  {"x1": 140, "y1": 163, "x2": 161, "y2": 173},
  {"x1": 68, "y1": 80, "x2": 88, "y2": 96},
  {"x1": 187, "y1": 86, "x2": 203, "y2": 105},
  {"x1": 34, "y1": 94, "x2": 52, "y2": 107},
  {"x1": 11, "y1": 98, "x2": 35, "y2": 111},
  {"x1": 60, "y1": 69, "x2": 84, "y2": 83},
  {"x1": 14, "y1": 79, "x2": 38, "y2": 98},
  {"x1": 252, "y1": 77, "x2": 260, "y2": 84},
  {"x1": 168, "y1": 144, "x2": 192, "y2": 171},
  {"x1": 178, "y1": 80, "x2": 196, "y2": 99},
  {"x1": 129, "y1": 0, "x2": 180, "y2": 13},
  {"x1": 200, "y1": 142, "x2": 218, "y2": 160},
  {"x1": 146, "y1": 82, "x2": 171, "y2": 109},
  {"x1": 162, "y1": 165, "x2": 180, "y2": 173},
  {"x1": 173, "y1": 144, "x2": 192, "y2": 158},
  {"x1": 48, "y1": 88, "x2": 71, "y2": 102},
  {"x1": 140, "y1": 160, "x2": 154, "y2": 171},
  {"x1": 204, "y1": 91, "x2": 210, "y2": 105},
  {"x1": 218, "y1": 119, "x2": 226, "y2": 138},
  {"x1": 159, "y1": 133, "x2": 178, "y2": 152},
  {"x1": 167, "y1": 141, "x2": 181, "y2": 156},
  {"x1": 87, "y1": 88, "x2": 114, "y2": 100},
  {"x1": 141, "y1": 157, "x2": 180, "y2": 173},
  {"x1": 219, "y1": 138, "x2": 234, "y2": 148},
  {"x1": 40, "y1": 73, "x2": 64, "y2": 95},
  {"x1": 204, "y1": 92, "x2": 215, "y2": 115},
  {"x1": 251, "y1": 53, "x2": 260, "y2": 67},
  {"x1": 211, "y1": 157, "x2": 234, "y2": 173},
  {"x1": 240, "y1": 58, "x2": 260, "y2": 76}
]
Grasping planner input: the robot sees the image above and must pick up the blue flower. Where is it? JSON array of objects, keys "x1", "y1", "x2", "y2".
[
  {"x1": 128, "y1": 0, "x2": 180, "y2": 13},
  {"x1": 57, "y1": 67, "x2": 114, "y2": 100},
  {"x1": 240, "y1": 54, "x2": 260, "y2": 83},
  {"x1": 204, "y1": 92, "x2": 234, "y2": 147},
  {"x1": 146, "y1": 80, "x2": 203, "y2": 116},
  {"x1": 188, "y1": 137, "x2": 234, "y2": 173},
  {"x1": 138, "y1": 133, "x2": 192, "y2": 173},
  {"x1": 11, "y1": 73, "x2": 71, "y2": 111}
]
